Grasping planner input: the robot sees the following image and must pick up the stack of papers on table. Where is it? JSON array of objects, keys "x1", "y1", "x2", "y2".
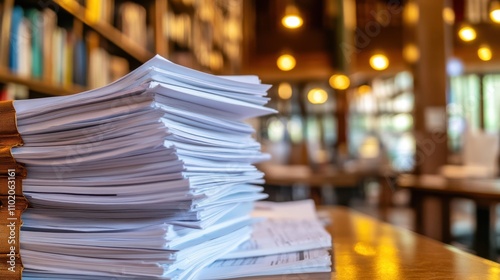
[{"x1": 12, "y1": 55, "x2": 276, "y2": 279}]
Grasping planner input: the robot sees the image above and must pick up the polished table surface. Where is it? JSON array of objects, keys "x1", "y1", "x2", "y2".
[
  {"x1": 327, "y1": 207, "x2": 500, "y2": 279},
  {"x1": 245, "y1": 206, "x2": 500, "y2": 279}
]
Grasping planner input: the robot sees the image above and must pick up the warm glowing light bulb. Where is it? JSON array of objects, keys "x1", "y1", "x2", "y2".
[
  {"x1": 278, "y1": 82, "x2": 293, "y2": 99},
  {"x1": 458, "y1": 25, "x2": 476, "y2": 42},
  {"x1": 307, "y1": 88, "x2": 328, "y2": 104},
  {"x1": 358, "y1": 85, "x2": 372, "y2": 95},
  {"x1": 282, "y1": 5, "x2": 303, "y2": 29},
  {"x1": 443, "y1": 7, "x2": 455, "y2": 25},
  {"x1": 491, "y1": 10, "x2": 500, "y2": 23},
  {"x1": 329, "y1": 74, "x2": 350, "y2": 90},
  {"x1": 490, "y1": 2, "x2": 500, "y2": 23},
  {"x1": 478, "y1": 45, "x2": 492, "y2": 61},
  {"x1": 282, "y1": 15, "x2": 303, "y2": 29},
  {"x1": 369, "y1": 54, "x2": 389, "y2": 71},
  {"x1": 403, "y1": 44, "x2": 419, "y2": 63},
  {"x1": 276, "y1": 54, "x2": 296, "y2": 71},
  {"x1": 403, "y1": 2, "x2": 419, "y2": 25}
]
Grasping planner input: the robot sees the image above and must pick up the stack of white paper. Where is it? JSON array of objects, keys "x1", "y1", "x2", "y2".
[{"x1": 12, "y1": 55, "x2": 277, "y2": 279}]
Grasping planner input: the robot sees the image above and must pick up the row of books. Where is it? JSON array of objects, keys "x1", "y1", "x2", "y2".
[
  {"x1": 85, "y1": 0, "x2": 151, "y2": 50},
  {"x1": 6, "y1": 6, "x2": 129, "y2": 89},
  {"x1": 165, "y1": 0, "x2": 242, "y2": 72},
  {"x1": 0, "y1": 0, "x2": 243, "y2": 95},
  {"x1": 84, "y1": 0, "x2": 242, "y2": 69}
]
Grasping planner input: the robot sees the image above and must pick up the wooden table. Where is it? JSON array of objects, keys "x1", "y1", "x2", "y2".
[
  {"x1": 245, "y1": 207, "x2": 500, "y2": 279},
  {"x1": 261, "y1": 164, "x2": 396, "y2": 207},
  {"x1": 398, "y1": 174, "x2": 500, "y2": 261}
]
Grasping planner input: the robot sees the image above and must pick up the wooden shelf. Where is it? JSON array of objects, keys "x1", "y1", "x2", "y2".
[
  {"x1": 0, "y1": 69, "x2": 86, "y2": 96},
  {"x1": 168, "y1": 0, "x2": 195, "y2": 14},
  {"x1": 53, "y1": 0, "x2": 154, "y2": 63}
]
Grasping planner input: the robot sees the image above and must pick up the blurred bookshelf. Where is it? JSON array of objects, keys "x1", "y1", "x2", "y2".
[
  {"x1": 0, "y1": 0, "x2": 243, "y2": 100},
  {"x1": 258, "y1": 81, "x2": 338, "y2": 167},
  {"x1": 348, "y1": 72, "x2": 415, "y2": 172}
]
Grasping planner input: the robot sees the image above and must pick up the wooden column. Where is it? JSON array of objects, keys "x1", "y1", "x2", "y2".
[
  {"x1": 411, "y1": 0, "x2": 450, "y2": 174},
  {"x1": 336, "y1": 90, "x2": 348, "y2": 152},
  {"x1": 333, "y1": 0, "x2": 355, "y2": 155},
  {"x1": 406, "y1": 0, "x2": 452, "y2": 241}
]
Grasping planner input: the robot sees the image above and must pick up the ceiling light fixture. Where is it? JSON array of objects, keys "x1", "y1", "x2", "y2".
[
  {"x1": 443, "y1": 7, "x2": 455, "y2": 25},
  {"x1": 277, "y1": 54, "x2": 296, "y2": 71},
  {"x1": 329, "y1": 74, "x2": 350, "y2": 90},
  {"x1": 478, "y1": 45, "x2": 493, "y2": 61},
  {"x1": 307, "y1": 88, "x2": 328, "y2": 104},
  {"x1": 403, "y1": 2, "x2": 419, "y2": 25},
  {"x1": 403, "y1": 44, "x2": 419, "y2": 63},
  {"x1": 458, "y1": 24, "x2": 476, "y2": 42},
  {"x1": 281, "y1": 3, "x2": 303, "y2": 29},
  {"x1": 278, "y1": 82, "x2": 293, "y2": 99},
  {"x1": 358, "y1": 85, "x2": 372, "y2": 95},
  {"x1": 490, "y1": 0, "x2": 500, "y2": 23},
  {"x1": 369, "y1": 53, "x2": 389, "y2": 71}
]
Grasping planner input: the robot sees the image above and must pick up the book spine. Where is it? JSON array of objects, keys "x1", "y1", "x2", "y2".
[
  {"x1": 42, "y1": 9, "x2": 56, "y2": 82},
  {"x1": 17, "y1": 19, "x2": 31, "y2": 77},
  {"x1": 85, "y1": 0, "x2": 101, "y2": 23},
  {"x1": 0, "y1": 0, "x2": 14, "y2": 67},
  {"x1": 27, "y1": 9, "x2": 43, "y2": 79},
  {"x1": 8, "y1": 6, "x2": 23, "y2": 73},
  {"x1": 73, "y1": 39, "x2": 87, "y2": 86}
]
